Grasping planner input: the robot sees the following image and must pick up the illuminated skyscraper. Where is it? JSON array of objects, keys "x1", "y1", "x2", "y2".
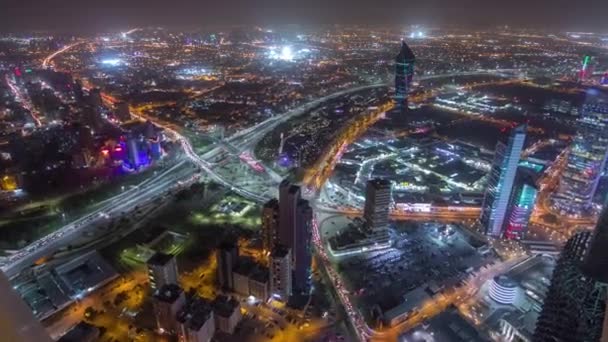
[
  {"x1": 261, "y1": 199, "x2": 279, "y2": 254},
  {"x1": 534, "y1": 205, "x2": 608, "y2": 341},
  {"x1": 578, "y1": 55, "x2": 593, "y2": 83},
  {"x1": 363, "y1": 179, "x2": 392, "y2": 232},
  {"x1": 480, "y1": 125, "x2": 527, "y2": 237},
  {"x1": 552, "y1": 92, "x2": 608, "y2": 215},
  {"x1": 394, "y1": 40, "x2": 416, "y2": 109},
  {"x1": 503, "y1": 167, "x2": 538, "y2": 240}
]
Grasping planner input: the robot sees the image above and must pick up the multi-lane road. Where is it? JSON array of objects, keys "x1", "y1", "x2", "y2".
[{"x1": 1, "y1": 161, "x2": 196, "y2": 277}]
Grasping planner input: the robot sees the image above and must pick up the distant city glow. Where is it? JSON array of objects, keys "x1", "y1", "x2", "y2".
[{"x1": 101, "y1": 58, "x2": 124, "y2": 66}]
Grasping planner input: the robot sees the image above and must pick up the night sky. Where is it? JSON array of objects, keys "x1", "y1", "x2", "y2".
[{"x1": 1, "y1": 0, "x2": 607, "y2": 32}]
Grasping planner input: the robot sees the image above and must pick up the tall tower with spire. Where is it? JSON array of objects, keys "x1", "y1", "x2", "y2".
[{"x1": 394, "y1": 40, "x2": 416, "y2": 110}]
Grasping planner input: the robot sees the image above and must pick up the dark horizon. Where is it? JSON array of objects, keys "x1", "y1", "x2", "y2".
[{"x1": 2, "y1": 0, "x2": 608, "y2": 33}]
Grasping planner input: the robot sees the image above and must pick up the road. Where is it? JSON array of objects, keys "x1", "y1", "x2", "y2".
[
  {"x1": 0, "y1": 161, "x2": 197, "y2": 277},
  {"x1": 4, "y1": 74, "x2": 42, "y2": 126}
]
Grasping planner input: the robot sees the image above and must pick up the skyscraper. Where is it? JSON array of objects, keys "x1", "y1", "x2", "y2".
[
  {"x1": 147, "y1": 252, "x2": 179, "y2": 290},
  {"x1": 269, "y1": 244, "x2": 292, "y2": 301},
  {"x1": 217, "y1": 242, "x2": 239, "y2": 290},
  {"x1": 552, "y1": 92, "x2": 608, "y2": 215},
  {"x1": 502, "y1": 167, "x2": 538, "y2": 240},
  {"x1": 394, "y1": 40, "x2": 416, "y2": 110},
  {"x1": 363, "y1": 178, "x2": 392, "y2": 232},
  {"x1": 534, "y1": 205, "x2": 608, "y2": 341},
  {"x1": 279, "y1": 179, "x2": 300, "y2": 243},
  {"x1": 277, "y1": 179, "x2": 312, "y2": 293},
  {"x1": 480, "y1": 125, "x2": 527, "y2": 237},
  {"x1": 261, "y1": 199, "x2": 280, "y2": 254},
  {"x1": 293, "y1": 199, "x2": 312, "y2": 292}
]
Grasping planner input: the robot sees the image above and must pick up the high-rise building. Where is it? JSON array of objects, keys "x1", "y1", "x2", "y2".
[
  {"x1": 153, "y1": 284, "x2": 186, "y2": 334},
  {"x1": 261, "y1": 199, "x2": 280, "y2": 254},
  {"x1": 211, "y1": 295, "x2": 242, "y2": 334},
  {"x1": 146, "y1": 252, "x2": 178, "y2": 290},
  {"x1": 114, "y1": 101, "x2": 131, "y2": 121},
  {"x1": 363, "y1": 179, "x2": 392, "y2": 232},
  {"x1": 177, "y1": 297, "x2": 215, "y2": 342},
  {"x1": 552, "y1": 93, "x2": 608, "y2": 215},
  {"x1": 534, "y1": 206, "x2": 608, "y2": 341},
  {"x1": 279, "y1": 179, "x2": 300, "y2": 246},
  {"x1": 394, "y1": 40, "x2": 416, "y2": 109},
  {"x1": 502, "y1": 167, "x2": 538, "y2": 240},
  {"x1": 480, "y1": 125, "x2": 527, "y2": 237},
  {"x1": 0, "y1": 272, "x2": 52, "y2": 342},
  {"x1": 269, "y1": 244, "x2": 292, "y2": 301},
  {"x1": 217, "y1": 242, "x2": 239, "y2": 290},
  {"x1": 293, "y1": 199, "x2": 312, "y2": 293}
]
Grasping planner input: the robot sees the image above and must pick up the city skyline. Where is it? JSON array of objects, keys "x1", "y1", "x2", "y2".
[{"x1": 0, "y1": 22, "x2": 608, "y2": 342}]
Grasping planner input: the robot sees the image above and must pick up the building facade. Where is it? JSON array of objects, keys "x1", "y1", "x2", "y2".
[
  {"x1": 363, "y1": 178, "x2": 392, "y2": 232},
  {"x1": 153, "y1": 284, "x2": 186, "y2": 334},
  {"x1": 269, "y1": 244, "x2": 292, "y2": 301},
  {"x1": 552, "y1": 94, "x2": 608, "y2": 215},
  {"x1": 503, "y1": 168, "x2": 538, "y2": 240},
  {"x1": 480, "y1": 125, "x2": 526, "y2": 237},
  {"x1": 146, "y1": 252, "x2": 178, "y2": 290},
  {"x1": 261, "y1": 198, "x2": 279, "y2": 254},
  {"x1": 534, "y1": 205, "x2": 608, "y2": 341},
  {"x1": 217, "y1": 242, "x2": 239, "y2": 290},
  {"x1": 394, "y1": 40, "x2": 416, "y2": 109}
]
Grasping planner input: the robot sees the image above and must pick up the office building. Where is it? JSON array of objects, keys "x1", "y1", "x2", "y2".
[
  {"x1": 146, "y1": 252, "x2": 178, "y2": 290},
  {"x1": 503, "y1": 168, "x2": 538, "y2": 240},
  {"x1": 278, "y1": 179, "x2": 300, "y2": 248},
  {"x1": 480, "y1": 125, "x2": 527, "y2": 237},
  {"x1": 177, "y1": 298, "x2": 215, "y2": 342},
  {"x1": 0, "y1": 272, "x2": 52, "y2": 342},
  {"x1": 363, "y1": 179, "x2": 392, "y2": 232},
  {"x1": 217, "y1": 242, "x2": 239, "y2": 290},
  {"x1": 394, "y1": 40, "x2": 416, "y2": 109},
  {"x1": 277, "y1": 179, "x2": 312, "y2": 293},
  {"x1": 269, "y1": 244, "x2": 292, "y2": 301},
  {"x1": 212, "y1": 295, "x2": 242, "y2": 334},
  {"x1": 153, "y1": 284, "x2": 186, "y2": 334},
  {"x1": 534, "y1": 205, "x2": 608, "y2": 341},
  {"x1": 293, "y1": 199, "x2": 312, "y2": 293},
  {"x1": 114, "y1": 101, "x2": 131, "y2": 121},
  {"x1": 552, "y1": 93, "x2": 608, "y2": 215},
  {"x1": 261, "y1": 199, "x2": 280, "y2": 254}
]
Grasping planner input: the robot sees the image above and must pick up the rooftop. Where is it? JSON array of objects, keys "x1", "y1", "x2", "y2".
[
  {"x1": 146, "y1": 252, "x2": 175, "y2": 266},
  {"x1": 212, "y1": 295, "x2": 240, "y2": 318},
  {"x1": 154, "y1": 284, "x2": 183, "y2": 303}
]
